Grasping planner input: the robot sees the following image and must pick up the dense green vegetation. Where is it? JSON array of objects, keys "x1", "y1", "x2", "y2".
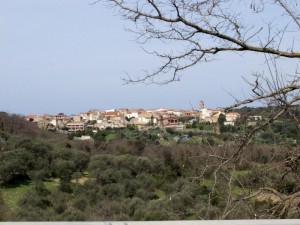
[{"x1": 0, "y1": 110, "x2": 300, "y2": 220}]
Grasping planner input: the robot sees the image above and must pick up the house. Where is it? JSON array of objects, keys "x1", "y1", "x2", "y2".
[
  {"x1": 172, "y1": 110, "x2": 184, "y2": 117},
  {"x1": 128, "y1": 112, "x2": 162, "y2": 127},
  {"x1": 118, "y1": 108, "x2": 129, "y2": 115},
  {"x1": 66, "y1": 122, "x2": 86, "y2": 132},
  {"x1": 161, "y1": 114, "x2": 179, "y2": 126},
  {"x1": 69, "y1": 114, "x2": 82, "y2": 122},
  {"x1": 224, "y1": 112, "x2": 241, "y2": 126},
  {"x1": 26, "y1": 114, "x2": 46, "y2": 122},
  {"x1": 199, "y1": 108, "x2": 213, "y2": 122},
  {"x1": 55, "y1": 113, "x2": 68, "y2": 128},
  {"x1": 182, "y1": 111, "x2": 194, "y2": 117},
  {"x1": 155, "y1": 108, "x2": 169, "y2": 113},
  {"x1": 94, "y1": 116, "x2": 127, "y2": 129},
  {"x1": 103, "y1": 111, "x2": 119, "y2": 118},
  {"x1": 86, "y1": 109, "x2": 102, "y2": 121},
  {"x1": 211, "y1": 110, "x2": 224, "y2": 123},
  {"x1": 247, "y1": 115, "x2": 262, "y2": 126},
  {"x1": 94, "y1": 120, "x2": 112, "y2": 130},
  {"x1": 248, "y1": 115, "x2": 262, "y2": 121},
  {"x1": 125, "y1": 110, "x2": 139, "y2": 119},
  {"x1": 37, "y1": 120, "x2": 54, "y2": 129}
]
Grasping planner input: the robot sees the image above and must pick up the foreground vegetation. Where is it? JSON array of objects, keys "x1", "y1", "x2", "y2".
[{"x1": 0, "y1": 110, "x2": 300, "y2": 220}]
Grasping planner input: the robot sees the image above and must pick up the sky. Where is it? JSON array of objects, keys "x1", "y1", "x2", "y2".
[{"x1": 0, "y1": 0, "x2": 296, "y2": 115}]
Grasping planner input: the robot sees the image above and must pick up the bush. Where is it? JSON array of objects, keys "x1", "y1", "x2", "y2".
[
  {"x1": 59, "y1": 209, "x2": 86, "y2": 221},
  {"x1": 166, "y1": 128, "x2": 176, "y2": 134}
]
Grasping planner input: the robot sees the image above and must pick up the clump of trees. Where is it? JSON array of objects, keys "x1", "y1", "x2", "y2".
[{"x1": 0, "y1": 137, "x2": 89, "y2": 186}]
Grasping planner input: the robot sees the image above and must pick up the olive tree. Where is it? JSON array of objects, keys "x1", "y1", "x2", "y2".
[{"x1": 93, "y1": 0, "x2": 300, "y2": 218}]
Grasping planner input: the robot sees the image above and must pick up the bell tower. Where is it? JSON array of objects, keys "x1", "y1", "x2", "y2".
[
  {"x1": 199, "y1": 100, "x2": 204, "y2": 122},
  {"x1": 200, "y1": 100, "x2": 204, "y2": 110}
]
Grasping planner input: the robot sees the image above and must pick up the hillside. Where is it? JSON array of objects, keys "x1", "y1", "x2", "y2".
[{"x1": 0, "y1": 110, "x2": 300, "y2": 220}]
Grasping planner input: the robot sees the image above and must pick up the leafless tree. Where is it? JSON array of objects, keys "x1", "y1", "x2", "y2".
[
  {"x1": 92, "y1": 0, "x2": 299, "y2": 82},
  {"x1": 92, "y1": 0, "x2": 300, "y2": 219}
]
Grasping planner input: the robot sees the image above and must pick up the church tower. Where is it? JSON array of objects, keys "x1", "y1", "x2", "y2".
[
  {"x1": 200, "y1": 100, "x2": 204, "y2": 110},
  {"x1": 199, "y1": 100, "x2": 204, "y2": 122}
]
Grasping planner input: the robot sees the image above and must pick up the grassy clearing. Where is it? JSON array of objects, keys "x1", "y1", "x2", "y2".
[
  {"x1": 1, "y1": 179, "x2": 59, "y2": 210},
  {"x1": 2, "y1": 180, "x2": 33, "y2": 210},
  {"x1": 44, "y1": 179, "x2": 59, "y2": 190},
  {"x1": 155, "y1": 189, "x2": 166, "y2": 199}
]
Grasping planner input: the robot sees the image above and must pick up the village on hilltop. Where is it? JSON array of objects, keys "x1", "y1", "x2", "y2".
[{"x1": 25, "y1": 101, "x2": 262, "y2": 139}]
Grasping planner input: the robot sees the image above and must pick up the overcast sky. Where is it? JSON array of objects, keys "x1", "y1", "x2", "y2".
[{"x1": 0, "y1": 0, "x2": 287, "y2": 115}]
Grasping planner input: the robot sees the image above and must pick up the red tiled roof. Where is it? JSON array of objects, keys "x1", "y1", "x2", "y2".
[
  {"x1": 26, "y1": 114, "x2": 37, "y2": 118},
  {"x1": 103, "y1": 112, "x2": 118, "y2": 116}
]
